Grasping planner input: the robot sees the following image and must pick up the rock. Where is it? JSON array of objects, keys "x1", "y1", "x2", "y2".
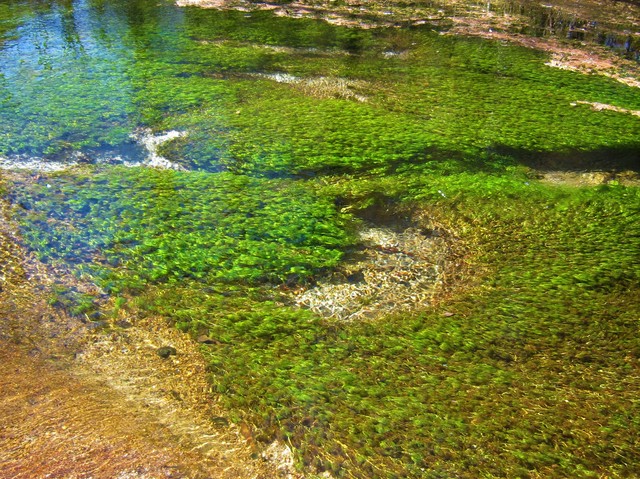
[
  {"x1": 261, "y1": 440, "x2": 295, "y2": 477},
  {"x1": 346, "y1": 270, "x2": 365, "y2": 284},
  {"x1": 72, "y1": 151, "x2": 93, "y2": 164},
  {"x1": 156, "y1": 346, "x2": 177, "y2": 358},
  {"x1": 210, "y1": 416, "x2": 229, "y2": 427}
]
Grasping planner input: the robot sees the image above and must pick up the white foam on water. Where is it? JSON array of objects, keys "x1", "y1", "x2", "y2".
[
  {"x1": 0, "y1": 156, "x2": 78, "y2": 172},
  {"x1": 257, "y1": 72, "x2": 300, "y2": 84},
  {"x1": 0, "y1": 130, "x2": 188, "y2": 173},
  {"x1": 127, "y1": 129, "x2": 188, "y2": 170}
]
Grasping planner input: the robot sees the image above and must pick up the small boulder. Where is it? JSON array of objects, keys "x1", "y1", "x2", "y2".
[
  {"x1": 211, "y1": 416, "x2": 229, "y2": 427},
  {"x1": 156, "y1": 346, "x2": 177, "y2": 358},
  {"x1": 85, "y1": 320, "x2": 109, "y2": 331},
  {"x1": 346, "y1": 270, "x2": 365, "y2": 284}
]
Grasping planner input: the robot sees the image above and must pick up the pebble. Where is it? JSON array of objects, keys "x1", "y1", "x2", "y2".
[{"x1": 156, "y1": 346, "x2": 177, "y2": 358}]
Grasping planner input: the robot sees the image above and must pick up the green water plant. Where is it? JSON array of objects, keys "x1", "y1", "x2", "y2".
[
  {"x1": 3, "y1": 1, "x2": 640, "y2": 477},
  {"x1": 122, "y1": 175, "x2": 640, "y2": 479},
  {"x1": 10, "y1": 167, "x2": 354, "y2": 290}
]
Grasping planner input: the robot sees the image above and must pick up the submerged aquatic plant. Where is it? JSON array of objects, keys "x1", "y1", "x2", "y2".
[
  {"x1": 10, "y1": 168, "x2": 354, "y2": 290},
  {"x1": 3, "y1": 1, "x2": 640, "y2": 478},
  {"x1": 136, "y1": 176, "x2": 640, "y2": 479}
]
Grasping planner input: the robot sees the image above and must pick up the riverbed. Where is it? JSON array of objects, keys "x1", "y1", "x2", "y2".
[{"x1": 1, "y1": 1, "x2": 639, "y2": 478}]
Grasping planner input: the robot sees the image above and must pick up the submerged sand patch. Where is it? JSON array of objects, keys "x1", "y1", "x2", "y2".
[{"x1": 292, "y1": 213, "x2": 455, "y2": 321}]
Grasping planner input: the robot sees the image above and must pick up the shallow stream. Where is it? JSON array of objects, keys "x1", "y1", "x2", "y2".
[
  {"x1": 2, "y1": 0, "x2": 639, "y2": 291},
  {"x1": 2, "y1": 1, "x2": 640, "y2": 478}
]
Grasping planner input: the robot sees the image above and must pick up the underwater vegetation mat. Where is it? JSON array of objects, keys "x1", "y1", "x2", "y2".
[
  {"x1": 7, "y1": 167, "x2": 354, "y2": 290},
  {"x1": 93, "y1": 174, "x2": 640, "y2": 479},
  {"x1": 0, "y1": 186, "x2": 287, "y2": 479},
  {"x1": 4, "y1": 145, "x2": 640, "y2": 479},
  {"x1": 2, "y1": 1, "x2": 640, "y2": 477}
]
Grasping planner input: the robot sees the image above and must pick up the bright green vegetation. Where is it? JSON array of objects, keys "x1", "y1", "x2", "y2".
[
  {"x1": 151, "y1": 23, "x2": 640, "y2": 176},
  {"x1": 3, "y1": 0, "x2": 640, "y2": 478},
  {"x1": 134, "y1": 176, "x2": 640, "y2": 478},
  {"x1": 9, "y1": 168, "x2": 352, "y2": 288},
  {"x1": 10, "y1": 168, "x2": 640, "y2": 478},
  {"x1": 2, "y1": 1, "x2": 639, "y2": 166}
]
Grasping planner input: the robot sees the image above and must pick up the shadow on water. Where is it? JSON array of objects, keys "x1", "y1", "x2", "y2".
[
  {"x1": 382, "y1": 143, "x2": 640, "y2": 179},
  {"x1": 493, "y1": 144, "x2": 640, "y2": 172}
]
